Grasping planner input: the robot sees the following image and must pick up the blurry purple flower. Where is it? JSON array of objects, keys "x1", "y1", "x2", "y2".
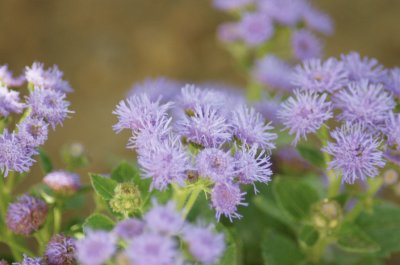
[
  {"x1": 231, "y1": 105, "x2": 277, "y2": 150},
  {"x1": 183, "y1": 225, "x2": 225, "y2": 264},
  {"x1": 75, "y1": 230, "x2": 116, "y2": 265},
  {"x1": 340, "y1": 52, "x2": 386, "y2": 83},
  {"x1": 43, "y1": 171, "x2": 81, "y2": 194},
  {"x1": 384, "y1": 149, "x2": 400, "y2": 166},
  {"x1": 253, "y1": 55, "x2": 293, "y2": 91},
  {"x1": 0, "y1": 85, "x2": 24, "y2": 117},
  {"x1": 213, "y1": 0, "x2": 255, "y2": 11},
  {"x1": 211, "y1": 182, "x2": 247, "y2": 221},
  {"x1": 384, "y1": 67, "x2": 400, "y2": 97},
  {"x1": 292, "y1": 58, "x2": 348, "y2": 93},
  {"x1": 0, "y1": 259, "x2": 8, "y2": 265},
  {"x1": 385, "y1": 112, "x2": 400, "y2": 150},
  {"x1": 25, "y1": 62, "x2": 72, "y2": 93},
  {"x1": 113, "y1": 218, "x2": 144, "y2": 240},
  {"x1": 177, "y1": 84, "x2": 223, "y2": 114},
  {"x1": 127, "y1": 77, "x2": 180, "y2": 104},
  {"x1": 125, "y1": 233, "x2": 178, "y2": 265},
  {"x1": 322, "y1": 123, "x2": 385, "y2": 184},
  {"x1": 144, "y1": 201, "x2": 184, "y2": 236},
  {"x1": 45, "y1": 234, "x2": 76, "y2": 265},
  {"x1": 253, "y1": 97, "x2": 281, "y2": 124},
  {"x1": 334, "y1": 80, "x2": 395, "y2": 128},
  {"x1": 279, "y1": 90, "x2": 332, "y2": 145},
  {"x1": 237, "y1": 12, "x2": 274, "y2": 47},
  {"x1": 259, "y1": 0, "x2": 304, "y2": 26},
  {"x1": 292, "y1": 30, "x2": 322, "y2": 60},
  {"x1": 0, "y1": 65, "x2": 25, "y2": 87},
  {"x1": 13, "y1": 255, "x2": 44, "y2": 265},
  {"x1": 217, "y1": 22, "x2": 240, "y2": 43},
  {"x1": 6, "y1": 195, "x2": 48, "y2": 236},
  {"x1": 17, "y1": 117, "x2": 49, "y2": 147},
  {"x1": 302, "y1": 4, "x2": 333, "y2": 35},
  {"x1": 196, "y1": 148, "x2": 235, "y2": 183}
]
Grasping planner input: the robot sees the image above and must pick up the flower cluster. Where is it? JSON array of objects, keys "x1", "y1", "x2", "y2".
[
  {"x1": 75, "y1": 201, "x2": 225, "y2": 265},
  {"x1": 0, "y1": 63, "x2": 73, "y2": 177},
  {"x1": 279, "y1": 52, "x2": 400, "y2": 183},
  {"x1": 113, "y1": 81, "x2": 276, "y2": 221}
]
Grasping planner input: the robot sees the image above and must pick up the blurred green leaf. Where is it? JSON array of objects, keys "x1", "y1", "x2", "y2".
[
  {"x1": 299, "y1": 225, "x2": 319, "y2": 247},
  {"x1": 38, "y1": 148, "x2": 53, "y2": 174},
  {"x1": 220, "y1": 244, "x2": 238, "y2": 265},
  {"x1": 337, "y1": 223, "x2": 380, "y2": 253},
  {"x1": 83, "y1": 213, "x2": 115, "y2": 231},
  {"x1": 111, "y1": 161, "x2": 138, "y2": 183},
  {"x1": 90, "y1": 174, "x2": 118, "y2": 201},
  {"x1": 262, "y1": 230, "x2": 303, "y2": 265},
  {"x1": 297, "y1": 145, "x2": 325, "y2": 168}
]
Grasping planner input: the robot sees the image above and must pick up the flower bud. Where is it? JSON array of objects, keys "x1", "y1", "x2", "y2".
[
  {"x1": 312, "y1": 199, "x2": 342, "y2": 232},
  {"x1": 383, "y1": 169, "x2": 398, "y2": 186},
  {"x1": 109, "y1": 183, "x2": 142, "y2": 216},
  {"x1": 45, "y1": 234, "x2": 76, "y2": 265},
  {"x1": 61, "y1": 142, "x2": 89, "y2": 169},
  {"x1": 6, "y1": 195, "x2": 48, "y2": 235},
  {"x1": 43, "y1": 170, "x2": 81, "y2": 195}
]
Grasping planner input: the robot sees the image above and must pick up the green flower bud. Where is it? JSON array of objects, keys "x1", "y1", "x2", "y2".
[
  {"x1": 109, "y1": 183, "x2": 141, "y2": 216},
  {"x1": 312, "y1": 199, "x2": 343, "y2": 232}
]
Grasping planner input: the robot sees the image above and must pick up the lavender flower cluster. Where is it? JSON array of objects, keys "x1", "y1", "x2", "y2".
[
  {"x1": 76, "y1": 201, "x2": 225, "y2": 265},
  {"x1": 278, "y1": 52, "x2": 400, "y2": 184},
  {"x1": 113, "y1": 79, "x2": 276, "y2": 221},
  {"x1": 0, "y1": 63, "x2": 73, "y2": 177}
]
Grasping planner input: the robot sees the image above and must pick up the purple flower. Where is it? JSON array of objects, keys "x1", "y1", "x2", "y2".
[
  {"x1": 26, "y1": 88, "x2": 72, "y2": 128},
  {"x1": 17, "y1": 117, "x2": 49, "y2": 147},
  {"x1": 177, "y1": 84, "x2": 223, "y2": 114},
  {"x1": 340, "y1": 52, "x2": 386, "y2": 83},
  {"x1": 253, "y1": 55, "x2": 293, "y2": 91},
  {"x1": 125, "y1": 233, "x2": 178, "y2": 265},
  {"x1": 45, "y1": 234, "x2": 76, "y2": 265},
  {"x1": 183, "y1": 225, "x2": 225, "y2": 264},
  {"x1": 113, "y1": 94, "x2": 172, "y2": 134},
  {"x1": 279, "y1": 90, "x2": 332, "y2": 145},
  {"x1": 25, "y1": 62, "x2": 72, "y2": 93},
  {"x1": 138, "y1": 136, "x2": 189, "y2": 190},
  {"x1": 292, "y1": 30, "x2": 322, "y2": 60},
  {"x1": 237, "y1": 12, "x2": 274, "y2": 47},
  {"x1": 6, "y1": 195, "x2": 48, "y2": 236},
  {"x1": 0, "y1": 131, "x2": 36, "y2": 176},
  {"x1": 144, "y1": 201, "x2": 184, "y2": 236},
  {"x1": 12, "y1": 255, "x2": 44, "y2": 265},
  {"x1": 43, "y1": 171, "x2": 81, "y2": 194},
  {"x1": 234, "y1": 145, "x2": 272, "y2": 187},
  {"x1": 0, "y1": 65, "x2": 25, "y2": 87},
  {"x1": 302, "y1": 4, "x2": 333, "y2": 35},
  {"x1": 127, "y1": 77, "x2": 180, "y2": 104},
  {"x1": 177, "y1": 104, "x2": 231, "y2": 147},
  {"x1": 385, "y1": 112, "x2": 400, "y2": 150},
  {"x1": 113, "y1": 218, "x2": 144, "y2": 240},
  {"x1": 384, "y1": 67, "x2": 400, "y2": 97},
  {"x1": 196, "y1": 148, "x2": 235, "y2": 183},
  {"x1": 253, "y1": 97, "x2": 281, "y2": 124},
  {"x1": 292, "y1": 58, "x2": 348, "y2": 93},
  {"x1": 213, "y1": 0, "x2": 255, "y2": 11},
  {"x1": 230, "y1": 105, "x2": 277, "y2": 150},
  {"x1": 211, "y1": 182, "x2": 247, "y2": 221},
  {"x1": 259, "y1": 0, "x2": 304, "y2": 26},
  {"x1": 0, "y1": 259, "x2": 8, "y2": 265},
  {"x1": 0, "y1": 85, "x2": 24, "y2": 117},
  {"x1": 217, "y1": 22, "x2": 240, "y2": 43},
  {"x1": 75, "y1": 230, "x2": 116, "y2": 265},
  {"x1": 334, "y1": 80, "x2": 395, "y2": 129},
  {"x1": 322, "y1": 123, "x2": 385, "y2": 184}
]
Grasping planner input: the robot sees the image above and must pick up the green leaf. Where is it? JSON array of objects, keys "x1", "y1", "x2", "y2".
[
  {"x1": 262, "y1": 230, "x2": 303, "y2": 265},
  {"x1": 356, "y1": 202, "x2": 400, "y2": 257},
  {"x1": 273, "y1": 177, "x2": 320, "y2": 220},
  {"x1": 111, "y1": 161, "x2": 139, "y2": 183},
  {"x1": 220, "y1": 244, "x2": 238, "y2": 265},
  {"x1": 299, "y1": 225, "x2": 319, "y2": 247},
  {"x1": 337, "y1": 223, "x2": 380, "y2": 253},
  {"x1": 90, "y1": 174, "x2": 118, "y2": 201},
  {"x1": 83, "y1": 213, "x2": 115, "y2": 231},
  {"x1": 297, "y1": 144, "x2": 325, "y2": 168},
  {"x1": 38, "y1": 148, "x2": 53, "y2": 174}
]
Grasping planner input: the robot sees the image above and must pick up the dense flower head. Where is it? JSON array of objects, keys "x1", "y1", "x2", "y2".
[
  {"x1": 75, "y1": 230, "x2": 116, "y2": 265},
  {"x1": 258, "y1": 0, "x2": 304, "y2": 26},
  {"x1": 292, "y1": 30, "x2": 322, "y2": 60},
  {"x1": 196, "y1": 148, "x2": 235, "y2": 183},
  {"x1": 183, "y1": 225, "x2": 225, "y2": 264},
  {"x1": 237, "y1": 12, "x2": 274, "y2": 47},
  {"x1": 177, "y1": 84, "x2": 223, "y2": 114},
  {"x1": 385, "y1": 67, "x2": 400, "y2": 97},
  {"x1": 322, "y1": 123, "x2": 385, "y2": 184},
  {"x1": 213, "y1": 0, "x2": 255, "y2": 11},
  {"x1": 13, "y1": 255, "x2": 44, "y2": 265},
  {"x1": 0, "y1": 259, "x2": 8, "y2": 265},
  {"x1": 43, "y1": 170, "x2": 81, "y2": 194},
  {"x1": 0, "y1": 85, "x2": 25, "y2": 117},
  {"x1": 385, "y1": 112, "x2": 400, "y2": 150},
  {"x1": 217, "y1": 22, "x2": 240, "y2": 43},
  {"x1": 0, "y1": 65, "x2": 25, "y2": 87},
  {"x1": 253, "y1": 55, "x2": 293, "y2": 91},
  {"x1": 292, "y1": 58, "x2": 348, "y2": 93},
  {"x1": 17, "y1": 116, "x2": 49, "y2": 147},
  {"x1": 302, "y1": 3, "x2": 333, "y2": 35},
  {"x1": 340, "y1": 52, "x2": 386, "y2": 83},
  {"x1": 211, "y1": 182, "x2": 247, "y2": 221},
  {"x1": 26, "y1": 87, "x2": 72, "y2": 128},
  {"x1": 45, "y1": 234, "x2": 76, "y2": 265},
  {"x1": 253, "y1": 97, "x2": 281, "y2": 124},
  {"x1": 279, "y1": 90, "x2": 333, "y2": 145},
  {"x1": 334, "y1": 80, "x2": 395, "y2": 129},
  {"x1": 127, "y1": 77, "x2": 180, "y2": 103},
  {"x1": 144, "y1": 201, "x2": 184, "y2": 236},
  {"x1": 6, "y1": 195, "x2": 48, "y2": 235},
  {"x1": 113, "y1": 218, "x2": 144, "y2": 240}
]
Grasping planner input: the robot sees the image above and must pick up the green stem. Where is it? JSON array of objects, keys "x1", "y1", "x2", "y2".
[
  {"x1": 307, "y1": 234, "x2": 331, "y2": 262},
  {"x1": 53, "y1": 205, "x2": 62, "y2": 234},
  {"x1": 182, "y1": 188, "x2": 202, "y2": 218},
  {"x1": 34, "y1": 230, "x2": 47, "y2": 255}
]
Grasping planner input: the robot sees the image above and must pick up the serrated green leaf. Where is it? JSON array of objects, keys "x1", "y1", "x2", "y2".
[
  {"x1": 38, "y1": 148, "x2": 53, "y2": 174},
  {"x1": 299, "y1": 225, "x2": 319, "y2": 247},
  {"x1": 262, "y1": 230, "x2": 303, "y2": 265},
  {"x1": 111, "y1": 161, "x2": 139, "y2": 182},
  {"x1": 297, "y1": 145, "x2": 325, "y2": 168},
  {"x1": 90, "y1": 174, "x2": 118, "y2": 200},
  {"x1": 337, "y1": 223, "x2": 380, "y2": 253},
  {"x1": 83, "y1": 213, "x2": 115, "y2": 231}
]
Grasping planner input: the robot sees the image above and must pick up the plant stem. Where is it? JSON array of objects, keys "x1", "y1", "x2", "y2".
[
  {"x1": 182, "y1": 188, "x2": 202, "y2": 218},
  {"x1": 53, "y1": 205, "x2": 62, "y2": 234}
]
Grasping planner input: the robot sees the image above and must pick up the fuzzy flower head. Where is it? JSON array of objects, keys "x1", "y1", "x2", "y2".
[
  {"x1": 43, "y1": 171, "x2": 81, "y2": 195},
  {"x1": 177, "y1": 85, "x2": 223, "y2": 115},
  {"x1": 334, "y1": 80, "x2": 395, "y2": 129},
  {"x1": 0, "y1": 65, "x2": 25, "y2": 87},
  {"x1": 259, "y1": 0, "x2": 304, "y2": 26},
  {"x1": 385, "y1": 112, "x2": 400, "y2": 150},
  {"x1": 127, "y1": 77, "x2": 180, "y2": 104},
  {"x1": 292, "y1": 58, "x2": 348, "y2": 93},
  {"x1": 217, "y1": 22, "x2": 241, "y2": 43},
  {"x1": 385, "y1": 67, "x2": 400, "y2": 97},
  {"x1": 340, "y1": 52, "x2": 386, "y2": 83},
  {"x1": 0, "y1": 259, "x2": 8, "y2": 265},
  {"x1": 302, "y1": 4, "x2": 333, "y2": 35},
  {"x1": 144, "y1": 201, "x2": 184, "y2": 236},
  {"x1": 75, "y1": 230, "x2": 116, "y2": 265},
  {"x1": 26, "y1": 88, "x2": 72, "y2": 128},
  {"x1": 211, "y1": 182, "x2": 247, "y2": 221},
  {"x1": 125, "y1": 233, "x2": 178, "y2": 265},
  {"x1": 292, "y1": 30, "x2": 322, "y2": 60},
  {"x1": 0, "y1": 131, "x2": 36, "y2": 176},
  {"x1": 17, "y1": 117, "x2": 49, "y2": 147},
  {"x1": 237, "y1": 12, "x2": 274, "y2": 47},
  {"x1": 196, "y1": 148, "x2": 235, "y2": 183},
  {"x1": 113, "y1": 218, "x2": 144, "y2": 241},
  {"x1": 253, "y1": 97, "x2": 281, "y2": 124},
  {"x1": 13, "y1": 255, "x2": 44, "y2": 265},
  {"x1": 25, "y1": 62, "x2": 72, "y2": 93},
  {"x1": 231, "y1": 105, "x2": 277, "y2": 150},
  {"x1": 322, "y1": 123, "x2": 385, "y2": 184},
  {"x1": 279, "y1": 90, "x2": 332, "y2": 145},
  {"x1": 213, "y1": 0, "x2": 255, "y2": 11},
  {"x1": 0, "y1": 85, "x2": 24, "y2": 117},
  {"x1": 45, "y1": 234, "x2": 76, "y2": 265},
  {"x1": 253, "y1": 55, "x2": 293, "y2": 91},
  {"x1": 6, "y1": 195, "x2": 48, "y2": 235},
  {"x1": 183, "y1": 225, "x2": 225, "y2": 264}
]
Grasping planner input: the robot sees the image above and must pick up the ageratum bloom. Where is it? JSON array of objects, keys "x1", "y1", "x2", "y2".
[
  {"x1": 230, "y1": 105, "x2": 277, "y2": 150},
  {"x1": 279, "y1": 90, "x2": 332, "y2": 145},
  {"x1": 45, "y1": 234, "x2": 76, "y2": 265},
  {"x1": 334, "y1": 80, "x2": 395, "y2": 129},
  {"x1": 0, "y1": 64, "x2": 25, "y2": 87},
  {"x1": 322, "y1": 123, "x2": 385, "y2": 184},
  {"x1": 183, "y1": 225, "x2": 225, "y2": 264},
  {"x1": 259, "y1": 0, "x2": 303, "y2": 26},
  {"x1": 0, "y1": 259, "x2": 8, "y2": 265},
  {"x1": 292, "y1": 58, "x2": 348, "y2": 93},
  {"x1": 6, "y1": 195, "x2": 48, "y2": 235},
  {"x1": 217, "y1": 22, "x2": 240, "y2": 43},
  {"x1": 177, "y1": 84, "x2": 223, "y2": 114},
  {"x1": 237, "y1": 12, "x2": 274, "y2": 47},
  {"x1": 196, "y1": 148, "x2": 235, "y2": 183},
  {"x1": 144, "y1": 201, "x2": 184, "y2": 236},
  {"x1": 253, "y1": 97, "x2": 281, "y2": 124},
  {"x1": 292, "y1": 30, "x2": 322, "y2": 60},
  {"x1": 385, "y1": 67, "x2": 400, "y2": 97},
  {"x1": 43, "y1": 171, "x2": 81, "y2": 194},
  {"x1": 17, "y1": 116, "x2": 49, "y2": 147},
  {"x1": 253, "y1": 55, "x2": 293, "y2": 91},
  {"x1": 385, "y1": 112, "x2": 400, "y2": 150},
  {"x1": 26, "y1": 88, "x2": 72, "y2": 129},
  {"x1": 340, "y1": 52, "x2": 386, "y2": 83},
  {"x1": 0, "y1": 85, "x2": 24, "y2": 117},
  {"x1": 302, "y1": 3, "x2": 333, "y2": 35},
  {"x1": 211, "y1": 182, "x2": 247, "y2": 221},
  {"x1": 113, "y1": 218, "x2": 144, "y2": 240},
  {"x1": 127, "y1": 77, "x2": 180, "y2": 104},
  {"x1": 0, "y1": 131, "x2": 36, "y2": 176},
  {"x1": 213, "y1": 0, "x2": 254, "y2": 11},
  {"x1": 75, "y1": 231, "x2": 116, "y2": 265},
  {"x1": 13, "y1": 255, "x2": 44, "y2": 265}
]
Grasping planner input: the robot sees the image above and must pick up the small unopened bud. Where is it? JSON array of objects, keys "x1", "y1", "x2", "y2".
[
  {"x1": 61, "y1": 142, "x2": 89, "y2": 169},
  {"x1": 43, "y1": 171, "x2": 81, "y2": 195},
  {"x1": 109, "y1": 183, "x2": 141, "y2": 216},
  {"x1": 312, "y1": 199, "x2": 342, "y2": 231},
  {"x1": 6, "y1": 195, "x2": 48, "y2": 235},
  {"x1": 186, "y1": 169, "x2": 199, "y2": 183},
  {"x1": 383, "y1": 169, "x2": 398, "y2": 186},
  {"x1": 45, "y1": 234, "x2": 76, "y2": 265}
]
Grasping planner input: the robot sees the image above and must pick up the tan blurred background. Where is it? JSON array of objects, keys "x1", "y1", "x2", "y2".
[{"x1": 1, "y1": 0, "x2": 399, "y2": 176}]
